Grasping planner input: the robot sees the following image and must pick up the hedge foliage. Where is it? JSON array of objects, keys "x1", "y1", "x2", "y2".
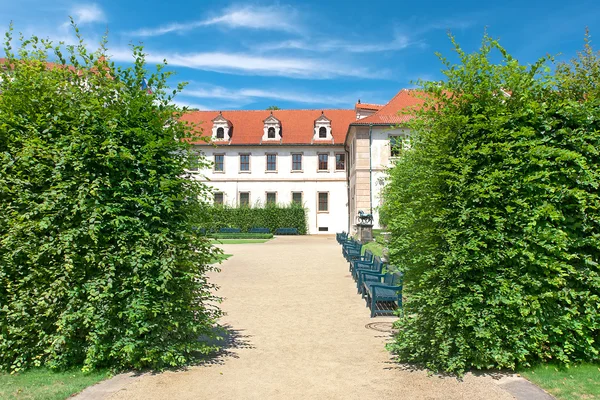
[
  {"x1": 209, "y1": 233, "x2": 273, "y2": 239},
  {"x1": 381, "y1": 34, "x2": 600, "y2": 373},
  {"x1": 0, "y1": 27, "x2": 221, "y2": 372},
  {"x1": 200, "y1": 204, "x2": 307, "y2": 234}
]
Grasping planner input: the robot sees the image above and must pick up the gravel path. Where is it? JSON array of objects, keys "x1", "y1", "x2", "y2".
[{"x1": 105, "y1": 236, "x2": 515, "y2": 400}]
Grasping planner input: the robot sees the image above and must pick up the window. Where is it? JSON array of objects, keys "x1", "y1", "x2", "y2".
[
  {"x1": 214, "y1": 154, "x2": 224, "y2": 172},
  {"x1": 292, "y1": 192, "x2": 303, "y2": 205},
  {"x1": 292, "y1": 153, "x2": 302, "y2": 171},
  {"x1": 268, "y1": 127, "x2": 276, "y2": 139},
  {"x1": 239, "y1": 192, "x2": 250, "y2": 206},
  {"x1": 188, "y1": 153, "x2": 199, "y2": 172},
  {"x1": 335, "y1": 153, "x2": 345, "y2": 171},
  {"x1": 390, "y1": 136, "x2": 404, "y2": 157},
  {"x1": 266, "y1": 154, "x2": 277, "y2": 171},
  {"x1": 318, "y1": 153, "x2": 328, "y2": 171},
  {"x1": 318, "y1": 192, "x2": 328, "y2": 212},
  {"x1": 240, "y1": 154, "x2": 250, "y2": 171},
  {"x1": 216, "y1": 127, "x2": 225, "y2": 139},
  {"x1": 319, "y1": 126, "x2": 327, "y2": 138},
  {"x1": 266, "y1": 192, "x2": 277, "y2": 205},
  {"x1": 214, "y1": 192, "x2": 224, "y2": 205}
]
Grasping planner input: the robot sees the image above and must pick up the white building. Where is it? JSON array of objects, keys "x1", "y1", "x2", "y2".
[{"x1": 183, "y1": 89, "x2": 424, "y2": 235}]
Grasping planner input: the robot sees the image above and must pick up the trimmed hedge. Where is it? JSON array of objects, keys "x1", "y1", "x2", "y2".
[
  {"x1": 201, "y1": 204, "x2": 307, "y2": 234},
  {"x1": 209, "y1": 233, "x2": 273, "y2": 239},
  {"x1": 381, "y1": 35, "x2": 600, "y2": 374},
  {"x1": 0, "y1": 31, "x2": 221, "y2": 372}
]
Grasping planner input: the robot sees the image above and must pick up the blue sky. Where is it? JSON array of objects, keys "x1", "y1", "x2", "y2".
[{"x1": 2, "y1": 0, "x2": 599, "y2": 110}]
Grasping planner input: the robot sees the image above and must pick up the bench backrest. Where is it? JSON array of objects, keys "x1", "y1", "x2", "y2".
[{"x1": 383, "y1": 270, "x2": 403, "y2": 286}]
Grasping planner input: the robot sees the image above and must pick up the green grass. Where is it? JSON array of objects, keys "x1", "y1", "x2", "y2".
[
  {"x1": 0, "y1": 368, "x2": 110, "y2": 400},
  {"x1": 362, "y1": 241, "x2": 384, "y2": 257},
  {"x1": 211, "y1": 239, "x2": 270, "y2": 244},
  {"x1": 520, "y1": 363, "x2": 600, "y2": 400}
]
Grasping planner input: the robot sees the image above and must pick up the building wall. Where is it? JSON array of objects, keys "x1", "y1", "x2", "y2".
[
  {"x1": 192, "y1": 144, "x2": 348, "y2": 235},
  {"x1": 346, "y1": 125, "x2": 411, "y2": 233}
]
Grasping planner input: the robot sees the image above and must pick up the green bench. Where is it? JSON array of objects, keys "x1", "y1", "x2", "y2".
[{"x1": 275, "y1": 228, "x2": 298, "y2": 235}]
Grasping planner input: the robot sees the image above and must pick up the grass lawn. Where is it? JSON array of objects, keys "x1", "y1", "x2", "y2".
[
  {"x1": 0, "y1": 368, "x2": 110, "y2": 400},
  {"x1": 362, "y1": 240, "x2": 384, "y2": 257},
  {"x1": 520, "y1": 363, "x2": 600, "y2": 400},
  {"x1": 211, "y1": 239, "x2": 270, "y2": 244}
]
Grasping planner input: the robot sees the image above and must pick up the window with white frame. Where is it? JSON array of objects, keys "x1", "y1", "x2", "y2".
[
  {"x1": 318, "y1": 192, "x2": 328, "y2": 212},
  {"x1": 335, "y1": 153, "x2": 345, "y2": 171},
  {"x1": 318, "y1": 153, "x2": 328, "y2": 171},
  {"x1": 240, "y1": 154, "x2": 250, "y2": 172},
  {"x1": 292, "y1": 153, "x2": 302, "y2": 171},
  {"x1": 214, "y1": 192, "x2": 224, "y2": 205},
  {"x1": 292, "y1": 192, "x2": 303, "y2": 205},
  {"x1": 266, "y1": 153, "x2": 277, "y2": 171},
  {"x1": 239, "y1": 192, "x2": 250, "y2": 206},
  {"x1": 266, "y1": 192, "x2": 277, "y2": 205},
  {"x1": 214, "y1": 154, "x2": 224, "y2": 172}
]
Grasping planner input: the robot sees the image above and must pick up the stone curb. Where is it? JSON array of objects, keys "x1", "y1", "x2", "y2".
[{"x1": 496, "y1": 375, "x2": 555, "y2": 400}]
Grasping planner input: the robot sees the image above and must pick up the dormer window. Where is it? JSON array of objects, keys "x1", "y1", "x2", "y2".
[
  {"x1": 262, "y1": 113, "x2": 281, "y2": 141},
  {"x1": 212, "y1": 112, "x2": 232, "y2": 141},
  {"x1": 319, "y1": 126, "x2": 327, "y2": 138},
  {"x1": 314, "y1": 112, "x2": 332, "y2": 141}
]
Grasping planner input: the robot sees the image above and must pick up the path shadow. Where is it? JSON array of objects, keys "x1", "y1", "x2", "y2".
[
  {"x1": 192, "y1": 323, "x2": 255, "y2": 367},
  {"x1": 382, "y1": 358, "x2": 513, "y2": 381}
]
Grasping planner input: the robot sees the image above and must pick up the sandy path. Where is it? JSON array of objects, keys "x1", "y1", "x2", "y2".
[{"x1": 108, "y1": 236, "x2": 514, "y2": 400}]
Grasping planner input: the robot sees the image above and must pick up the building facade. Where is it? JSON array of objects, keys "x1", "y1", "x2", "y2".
[{"x1": 183, "y1": 89, "x2": 424, "y2": 235}]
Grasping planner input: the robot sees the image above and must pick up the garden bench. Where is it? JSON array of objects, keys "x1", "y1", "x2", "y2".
[
  {"x1": 336, "y1": 231, "x2": 348, "y2": 244},
  {"x1": 219, "y1": 227, "x2": 241, "y2": 233},
  {"x1": 350, "y1": 249, "x2": 374, "y2": 273},
  {"x1": 354, "y1": 256, "x2": 384, "y2": 292},
  {"x1": 342, "y1": 240, "x2": 362, "y2": 262},
  {"x1": 362, "y1": 271, "x2": 403, "y2": 318},
  {"x1": 249, "y1": 227, "x2": 271, "y2": 234},
  {"x1": 275, "y1": 227, "x2": 299, "y2": 235}
]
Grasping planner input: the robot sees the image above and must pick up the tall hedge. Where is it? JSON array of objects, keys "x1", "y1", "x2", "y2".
[
  {"x1": 381, "y1": 34, "x2": 600, "y2": 373},
  {"x1": 0, "y1": 28, "x2": 221, "y2": 372},
  {"x1": 201, "y1": 204, "x2": 307, "y2": 234}
]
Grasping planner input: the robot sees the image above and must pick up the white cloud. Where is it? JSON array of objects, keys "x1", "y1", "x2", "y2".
[
  {"x1": 70, "y1": 3, "x2": 106, "y2": 25},
  {"x1": 109, "y1": 48, "x2": 381, "y2": 79},
  {"x1": 178, "y1": 85, "x2": 383, "y2": 107},
  {"x1": 129, "y1": 5, "x2": 300, "y2": 37},
  {"x1": 253, "y1": 34, "x2": 416, "y2": 53}
]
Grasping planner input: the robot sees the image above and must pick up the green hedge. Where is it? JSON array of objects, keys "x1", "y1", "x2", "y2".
[
  {"x1": 381, "y1": 35, "x2": 600, "y2": 374},
  {"x1": 209, "y1": 233, "x2": 273, "y2": 239},
  {"x1": 201, "y1": 204, "x2": 307, "y2": 234},
  {"x1": 0, "y1": 31, "x2": 220, "y2": 372}
]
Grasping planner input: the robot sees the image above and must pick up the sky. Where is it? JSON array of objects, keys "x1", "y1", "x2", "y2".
[{"x1": 1, "y1": 0, "x2": 599, "y2": 110}]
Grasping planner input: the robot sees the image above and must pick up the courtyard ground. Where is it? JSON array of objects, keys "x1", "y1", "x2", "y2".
[{"x1": 76, "y1": 236, "x2": 542, "y2": 400}]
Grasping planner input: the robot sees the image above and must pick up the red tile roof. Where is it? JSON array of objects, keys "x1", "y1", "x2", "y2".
[
  {"x1": 182, "y1": 109, "x2": 356, "y2": 145},
  {"x1": 352, "y1": 89, "x2": 426, "y2": 125},
  {"x1": 355, "y1": 102, "x2": 383, "y2": 111}
]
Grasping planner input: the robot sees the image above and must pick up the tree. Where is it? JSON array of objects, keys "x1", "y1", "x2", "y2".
[
  {"x1": 266, "y1": 105, "x2": 281, "y2": 110},
  {"x1": 0, "y1": 25, "x2": 222, "y2": 372},
  {"x1": 382, "y1": 33, "x2": 600, "y2": 374}
]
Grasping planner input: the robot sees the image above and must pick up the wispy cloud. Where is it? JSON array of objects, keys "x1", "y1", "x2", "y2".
[
  {"x1": 109, "y1": 48, "x2": 383, "y2": 79},
  {"x1": 179, "y1": 85, "x2": 376, "y2": 107},
  {"x1": 253, "y1": 34, "x2": 418, "y2": 53},
  {"x1": 129, "y1": 5, "x2": 301, "y2": 37},
  {"x1": 70, "y1": 3, "x2": 106, "y2": 25}
]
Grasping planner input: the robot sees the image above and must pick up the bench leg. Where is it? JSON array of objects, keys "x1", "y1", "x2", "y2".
[{"x1": 370, "y1": 297, "x2": 376, "y2": 318}]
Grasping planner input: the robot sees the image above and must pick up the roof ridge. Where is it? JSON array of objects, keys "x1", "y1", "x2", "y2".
[{"x1": 185, "y1": 108, "x2": 355, "y2": 113}]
